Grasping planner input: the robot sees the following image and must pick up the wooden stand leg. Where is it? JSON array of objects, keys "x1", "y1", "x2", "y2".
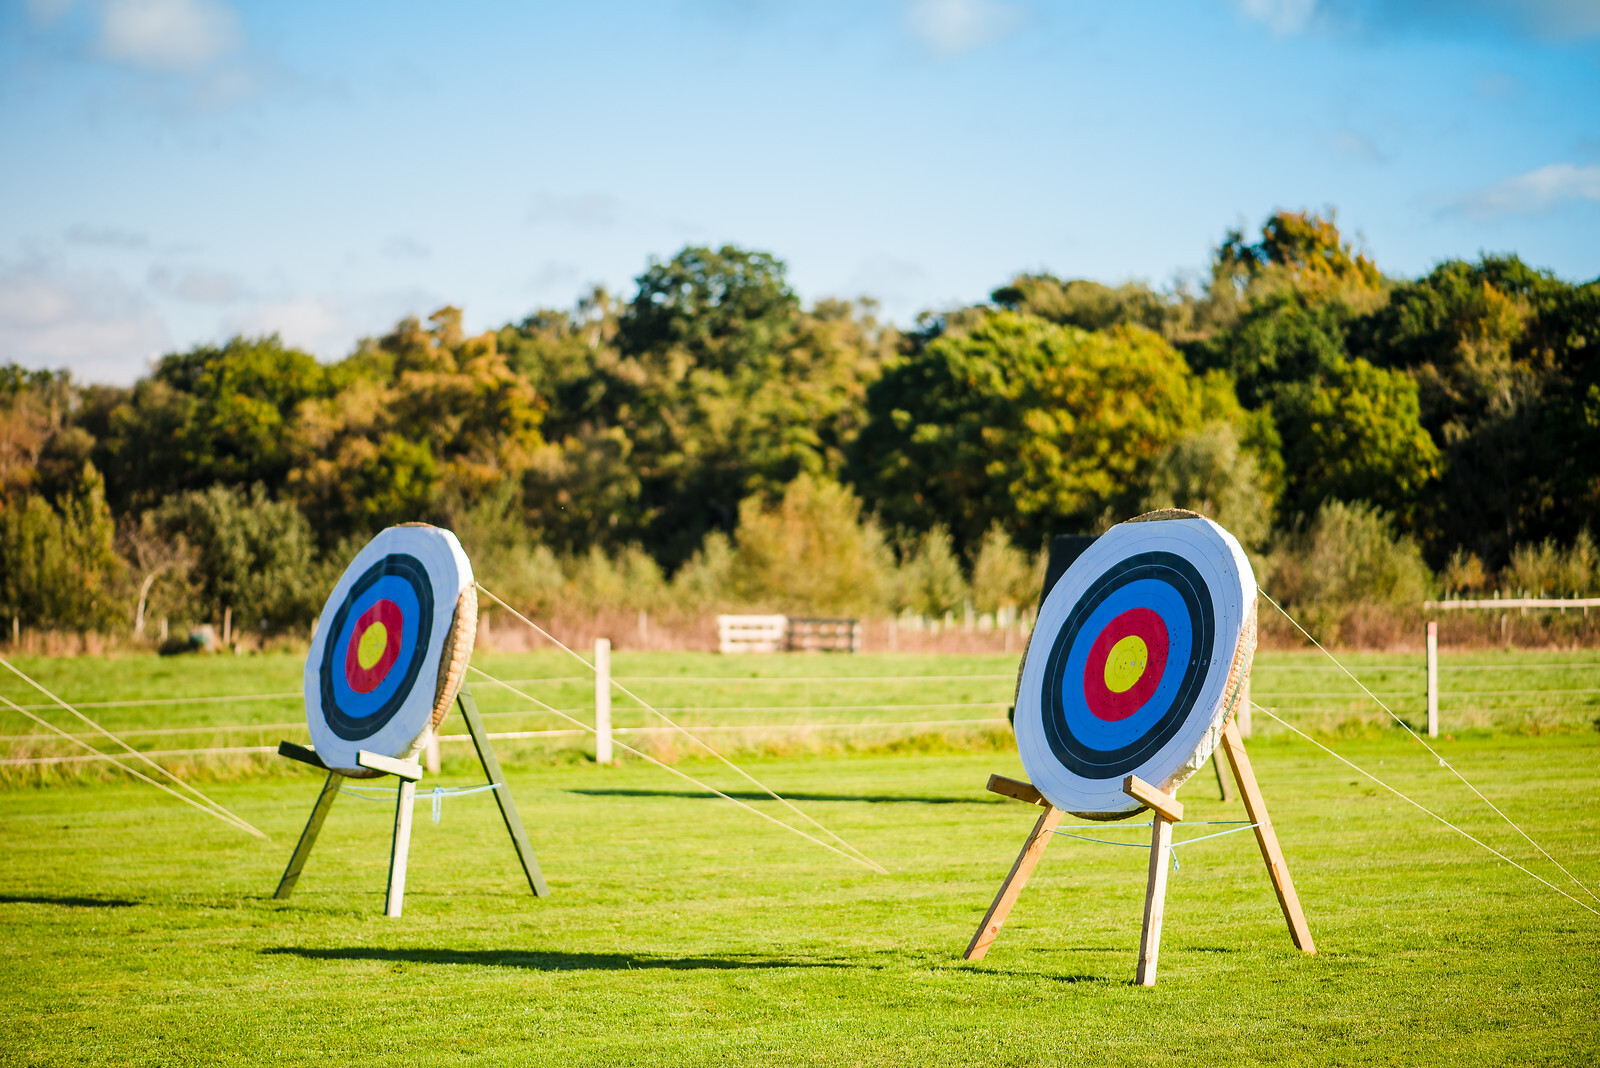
[
  {"x1": 964, "y1": 804, "x2": 1064, "y2": 961},
  {"x1": 458, "y1": 688, "x2": 550, "y2": 898},
  {"x1": 1136, "y1": 815, "x2": 1175, "y2": 986},
  {"x1": 1212, "y1": 754, "x2": 1232, "y2": 801},
  {"x1": 274, "y1": 771, "x2": 344, "y2": 900},
  {"x1": 384, "y1": 778, "x2": 417, "y2": 917},
  {"x1": 1219, "y1": 720, "x2": 1315, "y2": 952}
]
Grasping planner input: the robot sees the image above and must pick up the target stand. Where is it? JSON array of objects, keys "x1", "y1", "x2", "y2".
[
  {"x1": 967, "y1": 511, "x2": 1314, "y2": 985},
  {"x1": 965, "y1": 719, "x2": 1313, "y2": 985},
  {"x1": 271, "y1": 524, "x2": 549, "y2": 917},
  {"x1": 273, "y1": 687, "x2": 548, "y2": 917}
]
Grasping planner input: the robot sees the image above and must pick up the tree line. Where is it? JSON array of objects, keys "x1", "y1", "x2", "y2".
[{"x1": 2, "y1": 211, "x2": 1598, "y2": 644}]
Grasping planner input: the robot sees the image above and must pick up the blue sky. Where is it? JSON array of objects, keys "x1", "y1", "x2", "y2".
[{"x1": 2, "y1": 0, "x2": 1598, "y2": 383}]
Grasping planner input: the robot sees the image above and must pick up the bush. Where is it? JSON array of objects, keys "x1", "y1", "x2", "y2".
[
  {"x1": 149, "y1": 483, "x2": 323, "y2": 633},
  {"x1": 0, "y1": 463, "x2": 126, "y2": 631},
  {"x1": 727, "y1": 475, "x2": 892, "y2": 615},
  {"x1": 968, "y1": 524, "x2": 1039, "y2": 614},
  {"x1": 1267, "y1": 499, "x2": 1433, "y2": 641},
  {"x1": 1503, "y1": 531, "x2": 1597, "y2": 597},
  {"x1": 896, "y1": 525, "x2": 967, "y2": 616}
]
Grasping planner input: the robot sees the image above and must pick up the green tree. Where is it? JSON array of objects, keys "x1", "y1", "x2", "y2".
[
  {"x1": 92, "y1": 336, "x2": 334, "y2": 512},
  {"x1": 150, "y1": 484, "x2": 323, "y2": 632},
  {"x1": 1140, "y1": 421, "x2": 1276, "y2": 551},
  {"x1": 1274, "y1": 356, "x2": 1439, "y2": 524},
  {"x1": 849, "y1": 311, "x2": 1237, "y2": 553}
]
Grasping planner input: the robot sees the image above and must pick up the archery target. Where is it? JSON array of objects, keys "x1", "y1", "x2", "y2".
[
  {"x1": 1014, "y1": 514, "x2": 1255, "y2": 818},
  {"x1": 305, "y1": 525, "x2": 476, "y2": 776}
]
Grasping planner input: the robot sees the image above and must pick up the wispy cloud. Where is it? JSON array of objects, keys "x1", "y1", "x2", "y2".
[
  {"x1": 381, "y1": 236, "x2": 430, "y2": 260},
  {"x1": 97, "y1": 0, "x2": 240, "y2": 73},
  {"x1": 1454, "y1": 162, "x2": 1600, "y2": 217},
  {"x1": 1325, "y1": 127, "x2": 1386, "y2": 163},
  {"x1": 1235, "y1": 0, "x2": 1600, "y2": 40},
  {"x1": 904, "y1": 0, "x2": 1025, "y2": 56},
  {"x1": 528, "y1": 191, "x2": 620, "y2": 229},
  {"x1": 147, "y1": 265, "x2": 246, "y2": 303},
  {"x1": 1236, "y1": 0, "x2": 1318, "y2": 35},
  {"x1": 0, "y1": 259, "x2": 169, "y2": 383},
  {"x1": 65, "y1": 224, "x2": 150, "y2": 249}
]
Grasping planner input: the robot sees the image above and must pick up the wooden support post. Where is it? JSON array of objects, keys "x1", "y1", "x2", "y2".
[
  {"x1": 424, "y1": 730, "x2": 441, "y2": 774},
  {"x1": 594, "y1": 637, "x2": 613, "y2": 765},
  {"x1": 275, "y1": 770, "x2": 344, "y2": 900},
  {"x1": 964, "y1": 802, "x2": 1063, "y2": 961},
  {"x1": 384, "y1": 777, "x2": 417, "y2": 917},
  {"x1": 1124, "y1": 775, "x2": 1183, "y2": 987},
  {"x1": 1212, "y1": 754, "x2": 1232, "y2": 801},
  {"x1": 1218, "y1": 720, "x2": 1315, "y2": 952},
  {"x1": 1426, "y1": 621, "x2": 1439, "y2": 738},
  {"x1": 458, "y1": 687, "x2": 550, "y2": 897},
  {"x1": 1137, "y1": 811, "x2": 1176, "y2": 986}
]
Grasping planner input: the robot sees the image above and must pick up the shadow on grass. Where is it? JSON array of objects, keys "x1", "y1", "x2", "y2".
[
  {"x1": 263, "y1": 947, "x2": 875, "y2": 972},
  {"x1": 568, "y1": 788, "x2": 994, "y2": 805},
  {"x1": 0, "y1": 894, "x2": 137, "y2": 908}
]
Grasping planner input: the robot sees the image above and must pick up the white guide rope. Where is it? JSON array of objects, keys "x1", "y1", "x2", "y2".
[
  {"x1": 0, "y1": 659, "x2": 265, "y2": 838},
  {"x1": 475, "y1": 583, "x2": 886, "y2": 873},
  {"x1": 1258, "y1": 591, "x2": 1599, "y2": 911},
  {"x1": 1253, "y1": 702, "x2": 1598, "y2": 919},
  {"x1": 467, "y1": 663, "x2": 886, "y2": 874}
]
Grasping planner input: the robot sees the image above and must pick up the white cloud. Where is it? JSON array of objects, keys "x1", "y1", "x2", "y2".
[
  {"x1": 904, "y1": 0, "x2": 1024, "y2": 56},
  {"x1": 1456, "y1": 162, "x2": 1600, "y2": 217},
  {"x1": 0, "y1": 260, "x2": 169, "y2": 384},
  {"x1": 98, "y1": 0, "x2": 240, "y2": 73}
]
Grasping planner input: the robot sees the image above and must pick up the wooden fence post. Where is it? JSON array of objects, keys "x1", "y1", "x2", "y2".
[
  {"x1": 1426, "y1": 620, "x2": 1439, "y2": 738},
  {"x1": 594, "y1": 637, "x2": 613, "y2": 765}
]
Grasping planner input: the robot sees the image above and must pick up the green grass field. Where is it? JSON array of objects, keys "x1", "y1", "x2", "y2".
[{"x1": 1, "y1": 650, "x2": 1598, "y2": 1065}]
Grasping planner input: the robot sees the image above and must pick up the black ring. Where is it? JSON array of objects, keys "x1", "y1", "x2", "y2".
[
  {"x1": 318, "y1": 553, "x2": 436, "y2": 741},
  {"x1": 1039, "y1": 551, "x2": 1215, "y2": 779}
]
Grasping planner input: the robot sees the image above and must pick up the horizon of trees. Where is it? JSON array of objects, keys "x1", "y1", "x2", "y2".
[{"x1": 3, "y1": 210, "x2": 1598, "y2": 643}]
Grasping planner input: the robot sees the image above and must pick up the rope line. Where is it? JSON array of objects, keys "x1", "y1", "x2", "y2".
[
  {"x1": 1259, "y1": 590, "x2": 1600, "y2": 907},
  {"x1": 0, "y1": 689, "x2": 265, "y2": 837},
  {"x1": 338, "y1": 782, "x2": 501, "y2": 823},
  {"x1": 475, "y1": 584, "x2": 885, "y2": 873},
  {"x1": 1253, "y1": 702, "x2": 1599, "y2": 919},
  {"x1": 467, "y1": 663, "x2": 887, "y2": 874},
  {"x1": 0, "y1": 655, "x2": 265, "y2": 838}
]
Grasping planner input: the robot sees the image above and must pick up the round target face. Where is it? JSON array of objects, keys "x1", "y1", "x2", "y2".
[
  {"x1": 305, "y1": 525, "x2": 474, "y2": 775},
  {"x1": 1014, "y1": 516, "x2": 1254, "y2": 817}
]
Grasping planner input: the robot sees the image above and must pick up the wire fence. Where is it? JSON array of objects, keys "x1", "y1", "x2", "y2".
[{"x1": 2, "y1": 656, "x2": 1597, "y2": 768}]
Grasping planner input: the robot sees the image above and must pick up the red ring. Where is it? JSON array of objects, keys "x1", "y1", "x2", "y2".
[
  {"x1": 344, "y1": 599, "x2": 405, "y2": 694},
  {"x1": 1081, "y1": 608, "x2": 1169, "y2": 721}
]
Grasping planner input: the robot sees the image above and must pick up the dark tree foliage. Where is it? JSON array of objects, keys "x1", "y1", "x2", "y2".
[{"x1": 90, "y1": 335, "x2": 335, "y2": 512}]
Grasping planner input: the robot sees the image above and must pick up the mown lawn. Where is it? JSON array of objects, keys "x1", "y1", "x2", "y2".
[{"x1": 1, "y1": 649, "x2": 1597, "y2": 1068}]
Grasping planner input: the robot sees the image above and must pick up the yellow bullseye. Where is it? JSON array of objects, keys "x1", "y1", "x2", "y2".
[
  {"x1": 357, "y1": 622, "x2": 389, "y2": 670},
  {"x1": 1103, "y1": 635, "x2": 1149, "y2": 693}
]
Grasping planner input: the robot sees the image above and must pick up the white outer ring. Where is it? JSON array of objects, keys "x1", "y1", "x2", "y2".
[
  {"x1": 1014, "y1": 518, "x2": 1254, "y2": 816},
  {"x1": 304, "y1": 525, "x2": 473, "y2": 773}
]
